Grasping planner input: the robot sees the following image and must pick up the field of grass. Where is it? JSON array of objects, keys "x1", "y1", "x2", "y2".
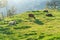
[{"x1": 0, "y1": 10, "x2": 60, "y2": 40}]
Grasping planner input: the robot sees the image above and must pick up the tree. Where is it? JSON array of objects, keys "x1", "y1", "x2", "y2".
[
  {"x1": 7, "y1": 6, "x2": 16, "y2": 17},
  {"x1": 45, "y1": 0, "x2": 50, "y2": 9},
  {"x1": 0, "y1": 12, "x2": 4, "y2": 20},
  {"x1": 0, "y1": 0, "x2": 7, "y2": 8},
  {"x1": 0, "y1": 0, "x2": 8, "y2": 18},
  {"x1": 46, "y1": 0, "x2": 60, "y2": 9}
]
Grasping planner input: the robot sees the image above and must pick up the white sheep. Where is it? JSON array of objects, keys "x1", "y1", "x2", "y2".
[{"x1": 9, "y1": 20, "x2": 16, "y2": 25}]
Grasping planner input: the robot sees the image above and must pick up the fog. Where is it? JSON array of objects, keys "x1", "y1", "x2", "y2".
[{"x1": 0, "y1": 0, "x2": 47, "y2": 16}]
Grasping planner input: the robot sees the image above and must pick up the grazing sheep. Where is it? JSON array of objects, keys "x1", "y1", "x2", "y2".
[
  {"x1": 9, "y1": 20, "x2": 16, "y2": 25},
  {"x1": 46, "y1": 14, "x2": 53, "y2": 17},
  {"x1": 28, "y1": 14, "x2": 35, "y2": 19},
  {"x1": 43, "y1": 10, "x2": 48, "y2": 12}
]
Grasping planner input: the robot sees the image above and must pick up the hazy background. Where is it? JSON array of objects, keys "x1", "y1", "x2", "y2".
[{"x1": 0, "y1": 0, "x2": 48, "y2": 16}]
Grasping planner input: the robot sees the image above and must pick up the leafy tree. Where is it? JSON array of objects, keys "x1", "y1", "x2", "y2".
[
  {"x1": 0, "y1": 12, "x2": 4, "y2": 20},
  {"x1": 46, "y1": 0, "x2": 60, "y2": 9},
  {"x1": 7, "y1": 6, "x2": 16, "y2": 17},
  {"x1": 0, "y1": 0, "x2": 7, "y2": 8}
]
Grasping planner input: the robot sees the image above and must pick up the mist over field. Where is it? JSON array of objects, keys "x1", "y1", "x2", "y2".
[{"x1": 0, "y1": 0, "x2": 47, "y2": 15}]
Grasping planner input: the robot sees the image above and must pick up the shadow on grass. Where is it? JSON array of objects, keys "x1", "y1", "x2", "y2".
[
  {"x1": 19, "y1": 31, "x2": 37, "y2": 39},
  {"x1": 0, "y1": 27, "x2": 14, "y2": 35},
  {"x1": 3, "y1": 30, "x2": 14, "y2": 35},
  {"x1": 38, "y1": 33, "x2": 45, "y2": 39},
  {"x1": 38, "y1": 35, "x2": 45, "y2": 39},
  {"x1": 24, "y1": 32, "x2": 37, "y2": 36},
  {"x1": 34, "y1": 19, "x2": 44, "y2": 25},
  {"x1": 48, "y1": 37, "x2": 60, "y2": 40},
  {"x1": 27, "y1": 38, "x2": 38, "y2": 40},
  {"x1": 14, "y1": 26, "x2": 31, "y2": 30}
]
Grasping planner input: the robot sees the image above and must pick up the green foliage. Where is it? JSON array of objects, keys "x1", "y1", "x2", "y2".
[{"x1": 46, "y1": 0, "x2": 60, "y2": 9}]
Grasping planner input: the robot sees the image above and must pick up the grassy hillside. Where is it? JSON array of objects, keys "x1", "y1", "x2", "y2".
[{"x1": 0, "y1": 10, "x2": 60, "y2": 40}]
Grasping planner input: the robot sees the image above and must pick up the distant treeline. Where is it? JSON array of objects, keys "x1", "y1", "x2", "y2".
[{"x1": 46, "y1": 0, "x2": 60, "y2": 9}]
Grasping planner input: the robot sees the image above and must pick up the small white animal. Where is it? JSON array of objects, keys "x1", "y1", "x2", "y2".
[{"x1": 9, "y1": 20, "x2": 16, "y2": 25}]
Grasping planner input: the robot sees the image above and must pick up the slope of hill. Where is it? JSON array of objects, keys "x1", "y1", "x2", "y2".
[{"x1": 0, "y1": 10, "x2": 60, "y2": 40}]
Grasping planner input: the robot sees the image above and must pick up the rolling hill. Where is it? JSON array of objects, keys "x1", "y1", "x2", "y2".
[{"x1": 0, "y1": 10, "x2": 60, "y2": 40}]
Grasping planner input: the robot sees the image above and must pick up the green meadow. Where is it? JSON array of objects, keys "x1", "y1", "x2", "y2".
[{"x1": 0, "y1": 10, "x2": 60, "y2": 40}]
